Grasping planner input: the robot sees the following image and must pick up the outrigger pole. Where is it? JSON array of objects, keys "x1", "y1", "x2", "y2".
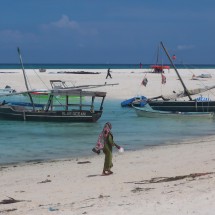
[
  {"x1": 160, "y1": 41, "x2": 192, "y2": 101},
  {"x1": 17, "y1": 47, "x2": 35, "y2": 110}
]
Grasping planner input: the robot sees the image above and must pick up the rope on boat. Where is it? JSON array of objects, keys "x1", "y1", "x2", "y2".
[
  {"x1": 33, "y1": 69, "x2": 49, "y2": 89},
  {"x1": 181, "y1": 63, "x2": 215, "y2": 98}
]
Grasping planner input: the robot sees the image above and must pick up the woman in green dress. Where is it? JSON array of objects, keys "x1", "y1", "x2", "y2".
[{"x1": 101, "y1": 122, "x2": 120, "y2": 176}]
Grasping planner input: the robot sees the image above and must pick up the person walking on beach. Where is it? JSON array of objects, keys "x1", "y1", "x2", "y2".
[
  {"x1": 93, "y1": 122, "x2": 121, "y2": 175},
  {"x1": 101, "y1": 122, "x2": 121, "y2": 175},
  {"x1": 106, "y1": 68, "x2": 112, "y2": 79}
]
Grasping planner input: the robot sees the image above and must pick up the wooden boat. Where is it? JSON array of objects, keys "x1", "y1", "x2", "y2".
[
  {"x1": 0, "y1": 89, "x2": 106, "y2": 122},
  {"x1": 133, "y1": 105, "x2": 214, "y2": 119},
  {"x1": 150, "y1": 45, "x2": 170, "y2": 73},
  {"x1": 151, "y1": 65, "x2": 170, "y2": 73},
  {"x1": 147, "y1": 98, "x2": 215, "y2": 113},
  {"x1": 0, "y1": 48, "x2": 106, "y2": 122},
  {"x1": 145, "y1": 42, "x2": 215, "y2": 113}
]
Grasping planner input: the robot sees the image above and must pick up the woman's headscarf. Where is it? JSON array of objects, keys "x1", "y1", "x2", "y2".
[
  {"x1": 103, "y1": 122, "x2": 112, "y2": 138},
  {"x1": 95, "y1": 122, "x2": 112, "y2": 151}
]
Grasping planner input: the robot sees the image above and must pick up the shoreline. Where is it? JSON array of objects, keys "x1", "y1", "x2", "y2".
[
  {"x1": 1, "y1": 134, "x2": 215, "y2": 214},
  {"x1": 1, "y1": 132, "x2": 215, "y2": 167}
]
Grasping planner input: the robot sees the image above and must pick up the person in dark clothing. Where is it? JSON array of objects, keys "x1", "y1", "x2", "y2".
[{"x1": 106, "y1": 68, "x2": 112, "y2": 79}]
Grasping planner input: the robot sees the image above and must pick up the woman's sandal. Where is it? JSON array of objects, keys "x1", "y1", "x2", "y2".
[{"x1": 101, "y1": 170, "x2": 113, "y2": 176}]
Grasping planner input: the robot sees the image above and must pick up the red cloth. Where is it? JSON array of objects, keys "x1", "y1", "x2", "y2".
[{"x1": 161, "y1": 74, "x2": 166, "y2": 84}]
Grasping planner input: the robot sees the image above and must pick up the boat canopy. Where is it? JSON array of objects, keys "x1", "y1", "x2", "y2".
[
  {"x1": 51, "y1": 89, "x2": 106, "y2": 97},
  {"x1": 0, "y1": 89, "x2": 106, "y2": 98}
]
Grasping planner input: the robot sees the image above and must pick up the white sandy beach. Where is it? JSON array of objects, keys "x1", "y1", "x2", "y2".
[
  {"x1": 1, "y1": 68, "x2": 215, "y2": 214},
  {"x1": 1, "y1": 136, "x2": 215, "y2": 215},
  {"x1": 1, "y1": 68, "x2": 215, "y2": 100}
]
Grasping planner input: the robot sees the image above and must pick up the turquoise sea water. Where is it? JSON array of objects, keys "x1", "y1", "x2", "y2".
[
  {"x1": 0, "y1": 63, "x2": 215, "y2": 165},
  {"x1": 0, "y1": 100, "x2": 215, "y2": 165}
]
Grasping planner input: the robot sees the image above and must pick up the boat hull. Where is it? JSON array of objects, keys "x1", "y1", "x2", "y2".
[
  {"x1": 148, "y1": 100, "x2": 215, "y2": 112},
  {"x1": 0, "y1": 106, "x2": 102, "y2": 122},
  {"x1": 134, "y1": 106, "x2": 214, "y2": 118}
]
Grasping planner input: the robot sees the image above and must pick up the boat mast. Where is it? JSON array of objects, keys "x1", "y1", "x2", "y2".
[
  {"x1": 17, "y1": 47, "x2": 35, "y2": 110},
  {"x1": 160, "y1": 42, "x2": 192, "y2": 101},
  {"x1": 156, "y1": 45, "x2": 159, "y2": 65},
  {"x1": 17, "y1": 48, "x2": 30, "y2": 90}
]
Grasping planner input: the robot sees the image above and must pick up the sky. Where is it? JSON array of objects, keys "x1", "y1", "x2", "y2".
[{"x1": 0, "y1": 0, "x2": 214, "y2": 64}]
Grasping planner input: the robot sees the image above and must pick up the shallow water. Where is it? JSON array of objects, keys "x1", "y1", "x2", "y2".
[{"x1": 0, "y1": 100, "x2": 215, "y2": 164}]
